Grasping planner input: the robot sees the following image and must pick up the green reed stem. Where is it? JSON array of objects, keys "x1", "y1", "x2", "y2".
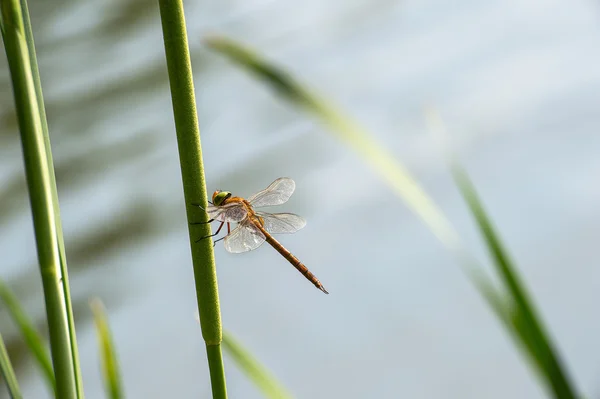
[
  {"x1": 90, "y1": 299, "x2": 124, "y2": 399},
  {"x1": 223, "y1": 331, "x2": 293, "y2": 399},
  {"x1": 1, "y1": 0, "x2": 80, "y2": 397},
  {"x1": 18, "y1": 0, "x2": 84, "y2": 395},
  {"x1": 206, "y1": 344, "x2": 227, "y2": 399},
  {"x1": 157, "y1": 1, "x2": 226, "y2": 398},
  {"x1": 0, "y1": 332, "x2": 22, "y2": 399},
  {"x1": 453, "y1": 167, "x2": 579, "y2": 399},
  {"x1": 0, "y1": 279, "x2": 55, "y2": 392}
]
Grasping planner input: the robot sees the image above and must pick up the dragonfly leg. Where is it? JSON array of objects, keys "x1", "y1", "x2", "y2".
[
  {"x1": 190, "y1": 200, "x2": 213, "y2": 210},
  {"x1": 190, "y1": 203, "x2": 205, "y2": 210},
  {"x1": 194, "y1": 221, "x2": 224, "y2": 243},
  {"x1": 212, "y1": 223, "x2": 230, "y2": 247},
  {"x1": 190, "y1": 218, "x2": 214, "y2": 225},
  {"x1": 213, "y1": 223, "x2": 231, "y2": 247}
]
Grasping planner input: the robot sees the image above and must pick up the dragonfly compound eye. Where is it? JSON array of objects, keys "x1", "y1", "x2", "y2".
[{"x1": 213, "y1": 191, "x2": 232, "y2": 206}]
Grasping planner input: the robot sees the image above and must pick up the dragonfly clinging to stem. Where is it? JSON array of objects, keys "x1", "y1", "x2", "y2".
[{"x1": 192, "y1": 177, "x2": 328, "y2": 294}]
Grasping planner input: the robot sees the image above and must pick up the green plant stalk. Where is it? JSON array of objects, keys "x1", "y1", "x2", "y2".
[
  {"x1": 1, "y1": 1, "x2": 79, "y2": 398},
  {"x1": 18, "y1": 0, "x2": 84, "y2": 395},
  {"x1": 157, "y1": 1, "x2": 226, "y2": 398},
  {"x1": 0, "y1": 279, "x2": 55, "y2": 391},
  {"x1": 223, "y1": 331, "x2": 293, "y2": 399},
  {"x1": 206, "y1": 344, "x2": 227, "y2": 398},
  {"x1": 90, "y1": 299, "x2": 124, "y2": 399},
  {"x1": 0, "y1": 332, "x2": 22, "y2": 399},
  {"x1": 453, "y1": 168, "x2": 578, "y2": 399}
]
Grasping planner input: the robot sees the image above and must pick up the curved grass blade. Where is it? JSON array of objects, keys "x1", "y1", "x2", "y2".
[
  {"x1": 204, "y1": 35, "x2": 460, "y2": 253},
  {"x1": 0, "y1": 332, "x2": 22, "y2": 399},
  {"x1": 1, "y1": 1, "x2": 80, "y2": 397},
  {"x1": 223, "y1": 330, "x2": 293, "y2": 399},
  {"x1": 0, "y1": 280, "x2": 55, "y2": 393},
  {"x1": 205, "y1": 36, "x2": 582, "y2": 397},
  {"x1": 90, "y1": 299, "x2": 123, "y2": 399},
  {"x1": 453, "y1": 166, "x2": 579, "y2": 399}
]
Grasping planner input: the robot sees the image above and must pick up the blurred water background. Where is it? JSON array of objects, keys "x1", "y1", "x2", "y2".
[{"x1": 1, "y1": 0, "x2": 600, "y2": 398}]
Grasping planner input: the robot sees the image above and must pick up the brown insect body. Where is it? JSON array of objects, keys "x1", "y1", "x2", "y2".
[{"x1": 220, "y1": 196, "x2": 329, "y2": 294}]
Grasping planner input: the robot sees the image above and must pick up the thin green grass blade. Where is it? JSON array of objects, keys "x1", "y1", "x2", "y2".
[
  {"x1": 1, "y1": 1, "x2": 80, "y2": 397},
  {"x1": 453, "y1": 166, "x2": 579, "y2": 399},
  {"x1": 90, "y1": 299, "x2": 124, "y2": 399},
  {"x1": 204, "y1": 35, "x2": 460, "y2": 253},
  {"x1": 17, "y1": 1, "x2": 84, "y2": 395},
  {"x1": 203, "y1": 37, "x2": 516, "y2": 371},
  {"x1": 0, "y1": 279, "x2": 55, "y2": 392},
  {"x1": 461, "y1": 262, "x2": 513, "y2": 326},
  {"x1": 203, "y1": 40, "x2": 509, "y2": 319},
  {"x1": 0, "y1": 332, "x2": 22, "y2": 399},
  {"x1": 222, "y1": 331, "x2": 293, "y2": 399},
  {"x1": 158, "y1": 2, "x2": 226, "y2": 398},
  {"x1": 202, "y1": 38, "x2": 510, "y2": 321}
]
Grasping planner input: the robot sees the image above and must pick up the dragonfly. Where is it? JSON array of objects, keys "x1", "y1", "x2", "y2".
[{"x1": 193, "y1": 177, "x2": 328, "y2": 294}]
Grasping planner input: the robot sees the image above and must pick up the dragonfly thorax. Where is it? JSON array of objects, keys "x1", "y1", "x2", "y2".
[{"x1": 212, "y1": 190, "x2": 232, "y2": 206}]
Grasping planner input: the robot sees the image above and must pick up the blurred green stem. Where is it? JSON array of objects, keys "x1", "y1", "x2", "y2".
[
  {"x1": 0, "y1": 332, "x2": 22, "y2": 399},
  {"x1": 0, "y1": 279, "x2": 55, "y2": 392},
  {"x1": 157, "y1": 1, "x2": 227, "y2": 398},
  {"x1": 1, "y1": 0, "x2": 80, "y2": 397},
  {"x1": 223, "y1": 331, "x2": 293, "y2": 399},
  {"x1": 205, "y1": 36, "x2": 460, "y2": 252},
  {"x1": 91, "y1": 299, "x2": 124, "y2": 399},
  {"x1": 453, "y1": 167, "x2": 578, "y2": 399}
]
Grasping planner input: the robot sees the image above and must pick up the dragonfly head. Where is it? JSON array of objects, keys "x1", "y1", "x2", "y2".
[{"x1": 212, "y1": 190, "x2": 232, "y2": 206}]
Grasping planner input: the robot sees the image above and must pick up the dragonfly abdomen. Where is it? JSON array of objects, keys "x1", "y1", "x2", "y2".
[{"x1": 259, "y1": 226, "x2": 329, "y2": 294}]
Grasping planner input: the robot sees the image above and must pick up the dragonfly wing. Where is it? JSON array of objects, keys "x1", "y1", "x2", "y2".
[
  {"x1": 256, "y1": 212, "x2": 306, "y2": 234},
  {"x1": 224, "y1": 221, "x2": 266, "y2": 253},
  {"x1": 207, "y1": 203, "x2": 247, "y2": 223},
  {"x1": 246, "y1": 177, "x2": 296, "y2": 208}
]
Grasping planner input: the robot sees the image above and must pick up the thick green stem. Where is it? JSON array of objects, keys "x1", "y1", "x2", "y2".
[
  {"x1": 1, "y1": 0, "x2": 80, "y2": 397},
  {"x1": 206, "y1": 344, "x2": 227, "y2": 399},
  {"x1": 157, "y1": 1, "x2": 227, "y2": 398},
  {"x1": 18, "y1": 0, "x2": 84, "y2": 395}
]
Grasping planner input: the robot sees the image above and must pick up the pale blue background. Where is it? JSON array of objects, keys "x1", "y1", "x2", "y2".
[{"x1": 1, "y1": 0, "x2": 599, "y2": 398}]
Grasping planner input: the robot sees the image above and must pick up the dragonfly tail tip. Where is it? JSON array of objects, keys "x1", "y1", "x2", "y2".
[{"x1": 319, "y1": 286, "x2": 329, "y2": 295}]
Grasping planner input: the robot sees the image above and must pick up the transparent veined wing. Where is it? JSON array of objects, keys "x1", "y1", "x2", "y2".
[
  {"x1": 224, "y1": 220, "x2": 266, "y2": 253},
  {"x1": 257, "y1": 212, "x2": 306, "y2": 234},
  {"x1": 207, "y1": 203, "x2": 247, "y2": 223},
  {"x1": 246, "y1": 177, "x2": 296, "y2": 208}
]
